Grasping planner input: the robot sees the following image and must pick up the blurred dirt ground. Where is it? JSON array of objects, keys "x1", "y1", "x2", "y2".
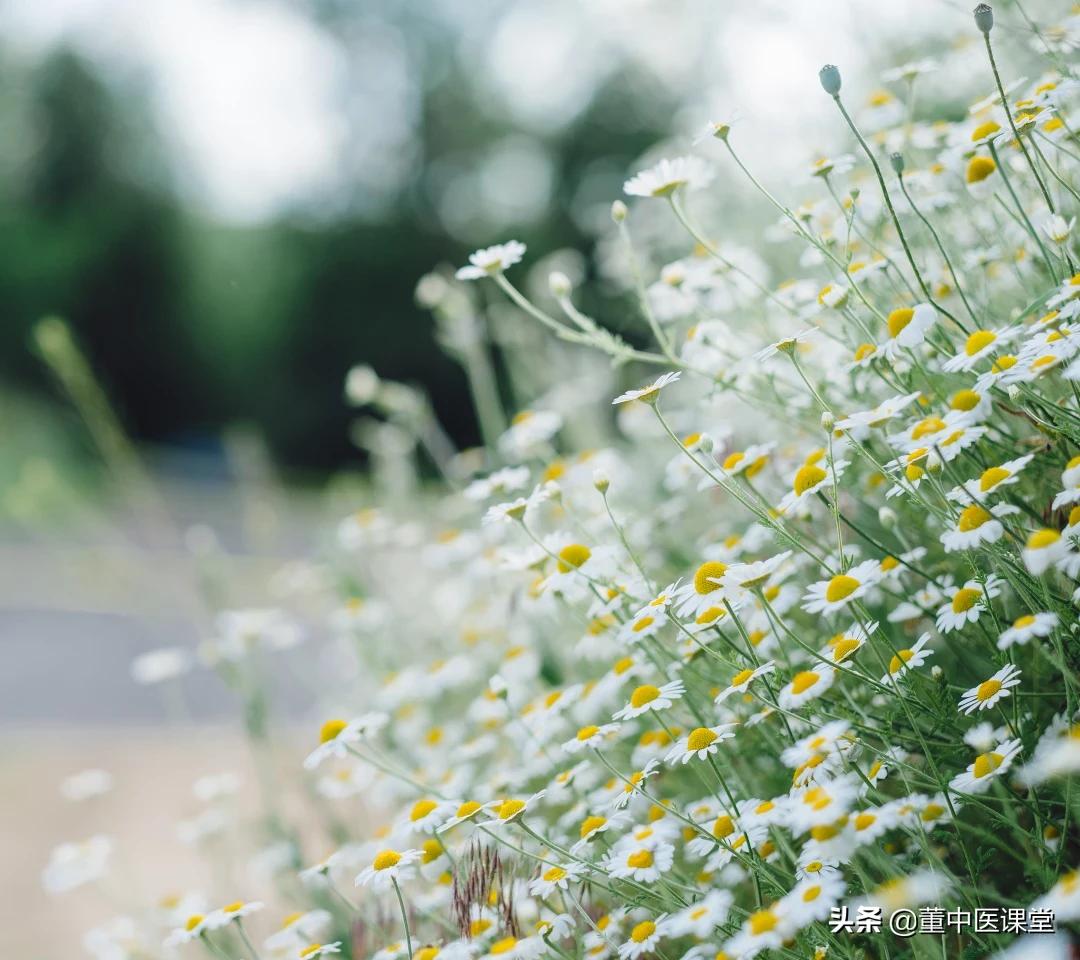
[{"x1": 1, "y1": 728, "x2": 262, "y2": 958}]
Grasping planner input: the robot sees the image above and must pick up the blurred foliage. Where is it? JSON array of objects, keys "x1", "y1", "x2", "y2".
[{"x1": 0, "y1": 29, "x2": 674, "y2": 473}]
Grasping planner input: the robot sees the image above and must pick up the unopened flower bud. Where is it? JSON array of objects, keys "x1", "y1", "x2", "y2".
[
  {"x1": 819, "y1": 64, "x2": 842, "y2": 97},
  {"x1": 549, "y1": 271, "x2": 572, "y2": 298},
  {"x1": 697, "y1": 434, "x2": 714, "y2": 453},
  {"x1": 489, "y1": 674, "x2": 509, "y2": 699},
  {"x1": 820, "y1": 410, "x2": 835, "y2": 431},
  {"x1": 611, "y1": 200, "x2": 628, "y2": 223},
  {"x1": 593, "y1": 469, "x2": 610, "y2": 494},
  {"x1": 879, "y1": 506, "x2": 898, "y2": 529},
  {"x1": 931, "y1": 665, "x2": 943, "y2": 680},
  {"x1": 1007, "y1": 385, "x2": 1021, "y2": 402},
  {"x1": 973, "y1": 3, "x2": 994, "y2": 34},
  {"x1": 926, "y1": 449, "x2": 943, "y2": 473},
  {"x1": 345, "y1": 365, "x2": 380, "y2": 406},
  {"x1": 889, "y1": 152, "x2": 905, "y2": 174}
]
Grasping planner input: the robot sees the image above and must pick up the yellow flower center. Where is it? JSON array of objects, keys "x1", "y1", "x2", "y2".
[
  {"x1": 854, "y1": 812, "x2": 876, "y2": 831},
  {"x1": 973, "y1": 751, "x2": 1004, "y2": 779},
  {"x1": 630, "y1": 684, "x2": 661, "y2": 708},
  {"x1": 971, "y1": 120, "x2": 1001, "y2": 141},
  {"x1": 832, "y1": 637, "x2": 861, "y2": 662},
  {"x1": 965, "y1": 329, "x2": 996, "y2": 356},
  {"x1": 731, "y1": 668, "x2": 755, "y2": 686},
  {"x1": 950, "y1": 389, "x2": 981, "y2": 411},
  {"x1": 630, "y1": 921, "x2": 656, "y2": 943},
  {"x1": 577, "y1": 725, "x2": 599, "y2": 742},
  {"x1": 888, "y1": 649, "x2": 915, "y2": 674},
  {"x1": 626, "y1": 849, "x2": 654, "y2": 869},
  {"x1": 713, "y1": 814, "x2": 735, "y2": 838},
  {"x1": 790, "y1": 671, "x2": 821, "y2": 695},
  {"x1": 979, "y1": 466, "x2": 1010, "y2": 491},
  {"x1": 490, "y1": 938, "x2": 518, "y2": 956},
  {"x1": 687, "y1": 727, "x2": 718, "y2": 752},
  {"x1": 693, "y1": 561, "x2": 728, "y2": 594},
  {"x1": 319, "y1": 719, "x2": 347, "y2": 743},
  {"x1": 580, "y1": 815, "x2": 607, "y2": 839},
  {"x1": 373, "y1": 850, "x2": 401, "y2": 871},
  {"x1": 921, "y1": 803, "x2": 945, "y2": 821},
  {"x1": 410, "y1": 799, "x2": 438, "y2": 822},
  {"x1": 748, "y1": 909, "x2": 778, "y2": 935},
  {"x1": 824, "y1": 574, "x2": 859, "y2": 603},
  {"x1": 952, "y1": 587, "x2": 981, "y2": 613},
  {"x1": 1027, "y1": 528, "x2": 1061, "y2": 550},
  {"x1": 958, "y1": 504, "x2": 992, "y2": 531},
  {"x1": 222, "y1": 902, "x2": 245, "y2": 914},
  {"x1": 455, "y1": 800, "x2": 481, "y2": 819},
  {"x1": 1014, "y1": 614, "x2": 1036, "y2": 628},
  {"x1": 300, "y1": 946, "x2": 323, "y2": 959},
  {"x1": 966, "y1": 156, "x2": 997, "y2": 183},
  {"x1": 854, "y1": 342, "x2": 876, "y2": 362},
  {"x1": 542, "y1": 867, "x2": 566, "y2": 882},
  {"x1": 887, "y1": 307, "x2": 914, "y2": 339},
  {"x1": 185, "y1": 915, "x2": 205, "y2": 932},
  {"x1": 793, "y1": 463, "x2": 827, "y2": 496},
  {"x1": 557, "y1": 544, "x2": 592, "y2": 573},
  {"x1": 632, "y1": 615, "x2": 655, "y2": 633},
  {"x1": 976, "y1": 678, "x2": 1002, "y2": 701},
  {"x1": 803, "y1": 884, "x2": 823, "y2": 902},
  {"x1": 497, "y1": 798, "x2": 525, "y2": 820}
]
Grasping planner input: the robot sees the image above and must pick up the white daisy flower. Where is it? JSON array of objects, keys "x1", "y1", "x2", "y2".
[
  {"x1": 624, "y1": 157, "x2": 712, "y2": 198},
  {"x1": 605, "y1": 841, "x2": 675, "y2": 882},
  {"x1": 612, "y1": 372, "x2": 681, "y2": 405},
  {"x1": 354, "y1": 849, "x2": 422, "y2": 889},
  {"x1": 528, "y1": 863, "x2": 584, "y2": 898},
  {"x1": 616, "y1": 916, "x2": 669, "y2": 960},
  {"x1": 998, "y1": 611, "x2": 1058, "y2": 649},
  {"x1": 882, "y1": 305, "x2": 937, "y2": 357},
  {"x1": 714, "y1": 661, "x2": 776, "y2": 703},
  {"x1": 456, "y1": 241, "x2": 526, "y2": 280},
  {"x1": 949, "y1": 739, "x2": 1022, "y2": 794},
  {"x1": 1023, "y1": 528, "x2": 1069, "y2": 574},
  {"x1": 666, "y1": 892, "x2": 732, "y2": 939},
  {"x1": 613, "y1": 680, "x2": 685, "y2": 720},
  {"x1": 935, "y1": 577, "x2": 1002, "y2": 633},
  {"x1": 879, "y1": 633, "x2": 934, "y2": 685},
  {"x1": 801, "y1": 560, "x2": 882, "y2": 615},
  {"x1": 958, "y1": 663, "x2": 1022, "y2": 714},
  {"x1": 942, "y1": 327, "x2": 1021, "y2": 372},
  {"x1": 482, "y1": 936, "x2": 547, "y2": 960},
  {"x1": 299, "y1": 945, "x2": 343, "y2": 959},
  {"x1": 778, "y1": 666, "x2": 837, "y2": 710},
  {"x1": 563, "y1": 723, "x2": 622, "y2": 754},
  {"x1": 722, "y1": 903, "x2": 790, "y2": 958},
  {"x1": 41, "y1": 835, "x2": 113, "y2": 894},
  {"x1": 304, "y1": 714, "x2": 389, "y2": 770},
  {"x1": 664, "y1": 723, "x2": 738, "y2": 764},
  {"x1": 777, "y1": 458, "x2": 849, "y2": 514},
  {"x1": 940, "y1": 502, "x2": 1018, "y2": 551}
]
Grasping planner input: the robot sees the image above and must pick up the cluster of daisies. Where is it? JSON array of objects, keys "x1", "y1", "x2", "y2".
[{"x1": 46, "y1": 5, "x2": 1080, "y2": 960}]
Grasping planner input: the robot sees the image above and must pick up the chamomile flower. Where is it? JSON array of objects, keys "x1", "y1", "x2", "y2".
[
  {"x1": 666, "y1": 892, "x2": 732, "y2": 938},
  {"x1": 482, "y1": 936, "x2": 547, "y2": 960},
  {"x1": 936, "y1": 577, "x2": 1002, "y2": 633},
  {"x1": 940, "y1": 502, "x2": 1018, "y2": 551},
  {"x1": 946, "y1": 455, "x2": 1035, "y2": 503},
  {"x1": 1022, "y1": 528, "x2": 1069, "y2": 574},
  {"x1": 879, "y1": 633, "x2": 934, "y2": 685},
  {"x1": 801, "y1": 560, "x2": 882, "y2": 615},
  {"x1": 617, "y1": 917, "x2": 669, "y2": 960},
  {"x1": 355, "y1": 849, "x2": 422, "y2": 889},
  {"x1": 777, "y1": 458, "x2": 848, "y2": 514},
  {"x1": 714, "y1": 661, "x2": 776, "y2": 703},
  {"x1": 456, "y1": 242, "x2": 526, "y2": 280},
  {"x1": 605, "y1": 841, "x2": 675, "y2": 882},
  {"x1": 528, "y1": 863, "x2": 584, "y2": 897},
  {"x1": 998, "y1": 611, "x2": 1058, "y2": 649},
  {"x1": 942, "y1": 327, "x2": 1021, "y2": 372},
  {"x1": 778, "y1": 666, "x2": 836, "y2": 710},
  {"x1": 612, "y1": 372, "x2": 681, "y2": 406},
  {"x1": 613, "y1": 680, "x2": 685, "y2": 720},
  {"x1": 958, "y1": 664, "x2": 1022, "y2": 714},
  {"x1": 881, "y1": 305, "x2": 937, "y2": 357},
  {"x1": 563, "y1": 723, "x2": 622, "y2": 754},
  {"x1": 304, "y1": 714, "x2": 389, "y2": 770},
  {"x1": 664, "y1": 724, "x2": 738, "y2": 764},
  {"x1": 781, "y1": 873, "x2": 847, "y2": 929},
  {"x1": 723, "y1": 903, "x2": 790, "y2": 958},
  {"x1": 299, "y1": 945, "x2": 342, "y2": 959},
  {"x1": 949, "y1": 739, "x2": 1023, "y2": 794},
  {"x1": 624, "y1": 157, "x2": 712, "y2": 198}
]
